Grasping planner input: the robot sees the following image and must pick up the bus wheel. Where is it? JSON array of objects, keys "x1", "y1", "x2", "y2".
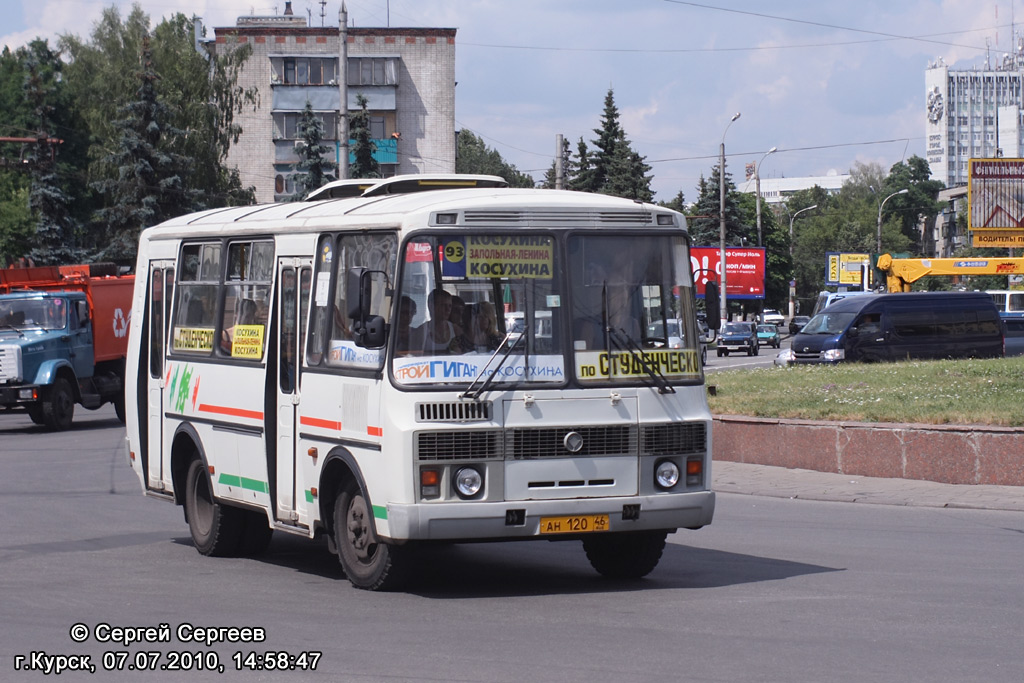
[
  {"x1": 333, "y1": 480, "x2": 409, "y2": 591},
  {"x1": 185, "y1": 459, "x2": 243, "y2": 557},
  {"x1": 582, "y1": 530, "x2": 668, "y2": 579},
  {"x1": 42, "y1": 377, "x2": 74, "y2": 430}
]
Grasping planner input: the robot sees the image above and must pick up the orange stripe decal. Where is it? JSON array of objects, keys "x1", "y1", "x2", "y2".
[
  {"x1": 198, "y1": 403, "x2": 264, "y2": 420},
  {"x1": 300, "y1": 415, "x2": 343, "y2": 431},
  {"x1": 367, "y1": 426, "x2": 383, "y2": 437}
]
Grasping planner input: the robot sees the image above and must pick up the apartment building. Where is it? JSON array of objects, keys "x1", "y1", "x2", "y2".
[{"x1": 209, "y1": 3, "x2": 456, "y2": 202}]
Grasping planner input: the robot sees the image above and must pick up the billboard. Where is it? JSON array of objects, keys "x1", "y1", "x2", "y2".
[
  {"x1": 690, "y1": 247, "x2": 765, "y2": 300},
  {"x1": 968, "y1": 159, "x2": 1024, "y2": 234},
  {"x1": 825, "y1": 252, "x2": 871, "y2": 286}
]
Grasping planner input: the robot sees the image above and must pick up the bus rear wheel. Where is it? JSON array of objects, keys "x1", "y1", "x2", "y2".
[
  {"x1": 333, "y1": 480, "x2": 409, "y2": 591},
  {"x1": 583, "y1": 530, "x2": 668, "y2": 579},
  {"x1": 185, "y1": 459, "x2": 243, "y2": 557}
]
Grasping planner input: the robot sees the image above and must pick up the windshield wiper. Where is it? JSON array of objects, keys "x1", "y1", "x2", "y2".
[
  {"x1": 608, "y1": 328, "x2": 676, "y2": 394},
  {"x1": 461, "y1": 331, "x2": 525, "y2": 400}
]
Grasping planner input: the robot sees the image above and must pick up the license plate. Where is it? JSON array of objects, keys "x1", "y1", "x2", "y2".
[{"x1": 539, "y1": 514, "x2": 610, "y2": 535}]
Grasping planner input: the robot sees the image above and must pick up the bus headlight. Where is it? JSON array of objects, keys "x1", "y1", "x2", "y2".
[
  {"x1": 654, "y1": 460, "x2": 680, "y2": 489},
  {"x1": 453, "y1": 467, "x2": 483, "y2": 498}
]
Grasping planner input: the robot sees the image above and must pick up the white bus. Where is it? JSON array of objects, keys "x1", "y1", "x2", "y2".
[
  {"x1": 986, "y1": 290, "x2": 1024, "y2": 317},
  {"x1": 124, "y1": 176, "x2": 717, "y2": 590}
]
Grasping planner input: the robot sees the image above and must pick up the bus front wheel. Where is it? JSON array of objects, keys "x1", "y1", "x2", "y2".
[
  {"x1": 333, "y1": 480, "x2": 409, "y2": 591},
  {"x1": 185, "y1": 459, "x2": 243, "y2": 557},
  {"x1": 582, "y1": 530, "x2": 668, "y2": 579}
]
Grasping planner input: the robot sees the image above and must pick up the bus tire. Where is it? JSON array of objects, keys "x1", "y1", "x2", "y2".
[
  {"x1": 582, "y1": 530, "x2": 668, "y2": 579},
  {"x1": 113, "y1": 393, "x2": 126, "y2": 424},
  {"x1": 238, "y1": 510, "x2": 274, "y2": 556},
  {"x1": 184, "y1": 458, "x2": 243, "y2": 557},
  {"x1": 27, "y1": 404, "x2": 46, "y2": 425},
  {"x1": 41, "y1": 377, "x2": 75, "y2": 430},
  {"x1": 333, "y1": 480, "x2": 409, "y2": 591}
]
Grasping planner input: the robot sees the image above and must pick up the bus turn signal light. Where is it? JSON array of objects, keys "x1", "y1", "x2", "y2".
[{"x1": 421, "y1": 469, "x2": 440, "y2": 498}]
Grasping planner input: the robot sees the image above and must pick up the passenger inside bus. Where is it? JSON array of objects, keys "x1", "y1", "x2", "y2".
[
  {"x1": 461, "y1": 301, "x2": 504, "y2": 353},
  {"x1": 413, "y1": 288, "x2": 461, "y2": 354},
  {"x1": 394, "y1": 295, "x2": 417, "y2": 355}
]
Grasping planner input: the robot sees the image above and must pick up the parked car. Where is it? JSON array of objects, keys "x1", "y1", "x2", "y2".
[
  {"x1": 756, "y1": 324, "x2": 781, "y2": 348},
  {"x1": 717, "y1": 321, "x2": 758, "y2": 356},
  {"x1": 761, "y1": 309, "x2": 784, "y2": 325},
  {"x1": 788, "y1": 315, "x2": 811, "y2": 334}
]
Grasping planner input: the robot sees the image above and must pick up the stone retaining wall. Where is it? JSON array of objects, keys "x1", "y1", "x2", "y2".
[{"x1": 712, "y1": 415, "x2": 1024, "y2": 487}]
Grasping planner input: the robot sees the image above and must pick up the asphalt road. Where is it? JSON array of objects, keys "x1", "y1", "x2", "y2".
[{"x1": 1, "y1": 406, "x2": 1022, "y2": 682}]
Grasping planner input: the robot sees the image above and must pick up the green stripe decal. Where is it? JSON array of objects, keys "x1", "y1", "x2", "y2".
[
  {"x1": 240, "y1": 477, "x2": 269, "y2": 494},
  {"x1": 218, "y1": 473, "x2": 241, "y2": 487},
  {"x1": 217, "y1": 473, "x2": 268, "y2": 494},
  {"x1": 305, "y1": 490, "x2": 315, "y2": 503},
  {"x1": 372, "y1": 505, "x2": 387, "y2": 520}
]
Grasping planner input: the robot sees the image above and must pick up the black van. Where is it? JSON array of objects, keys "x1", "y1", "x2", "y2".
[{"x1": 775, "y1": 292, "x2": 1003, "y2": 365}]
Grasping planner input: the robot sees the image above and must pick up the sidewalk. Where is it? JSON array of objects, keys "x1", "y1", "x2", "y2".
[{"x1": 713, "y1": 461, "x2": 1024, "y2": 512}]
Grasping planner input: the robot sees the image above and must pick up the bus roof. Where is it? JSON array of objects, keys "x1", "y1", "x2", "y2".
[{"x1": 141, "y1": 186, "x2": 685, "y2": 239}]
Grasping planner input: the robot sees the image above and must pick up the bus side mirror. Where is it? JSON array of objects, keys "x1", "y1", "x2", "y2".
[
  {"x1": 704, "y1": 282, "x2": 721, "y2": 331},
  {"x1": 346, "y1": 267, "x2": 372, "y2": 319},
  {"x1": 347, "y1": 267, "x2": 388, "y2": 349}
]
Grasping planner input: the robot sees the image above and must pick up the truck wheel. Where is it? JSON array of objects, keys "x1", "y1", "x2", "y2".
[
  {"x1": 333, "y1": 480, "x2": 409, "y2": 591},
  {"x1": 184, "y1": 459, "x2": 243, "y2": 557},
  {"x1": 583, "y1": 530, "x2": 668, "y2": 579},
  {"x1": 41, "y1": 377, "x2": 75, "y2": 430}
]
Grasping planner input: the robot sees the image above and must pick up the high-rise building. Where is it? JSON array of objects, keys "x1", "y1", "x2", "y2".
[
  {"x1": 208, "y1": 3, "x2": 456, "y2": 203},
  {"x1": 924, "y1": 45, "x2": 1024, "y2": 189}
]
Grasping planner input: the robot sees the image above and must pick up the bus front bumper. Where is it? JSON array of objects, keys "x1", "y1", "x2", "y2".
[{"x1": 382, "y1": 490, "x2": 715, "y2": 542}]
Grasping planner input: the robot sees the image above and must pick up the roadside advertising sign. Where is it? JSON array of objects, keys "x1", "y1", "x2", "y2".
[
  {"x1": 690, "y1": 247, "x2": 765, "y2": 299},
  {"x1": 825, "y1": 252, "x2": 871, "y2": 286},
  {"x1": 969, "y1": 159, "x2": 1024, "y2": 246}
]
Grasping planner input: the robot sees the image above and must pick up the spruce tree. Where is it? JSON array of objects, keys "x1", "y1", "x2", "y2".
[
  {"x1": 92, "y1": 35, "x2": 193, "y2": 263},
  {"x1": 349, "y1": 94, "x2": 380, "y2": 178},
  {"x1": 23, "y1": 41, "x2": 81, "y2": 265},
  {"x1": 588, "y1": 88, "x2": 622, "y2": 193},
  {"x1": 603, "y1": 130, "x2": 653, "y2": 201},
  {"x1": 292, "y1": 100, "x2": 336, "y2": 198}
]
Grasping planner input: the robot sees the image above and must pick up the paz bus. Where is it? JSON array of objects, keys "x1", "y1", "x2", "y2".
[{"x1": 124, "y1": 175, "x2": 719, "y2": 590}]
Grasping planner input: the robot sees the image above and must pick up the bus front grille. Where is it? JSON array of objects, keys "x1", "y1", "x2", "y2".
[
  {"x1": 640, "y1": 422, "x2": 707, "y2": 456},
  {"x1": 506, "y1": 425, "x2": 636, "y2": 460},
  {"x1": 416, "y1": 430, "x2": 503, "y2": 461}
]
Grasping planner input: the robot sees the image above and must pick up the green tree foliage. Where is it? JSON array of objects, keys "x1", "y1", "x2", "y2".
[
  {"x1": 22, "y1": 40, "x2": 86, "y2": 264},
  {"x1": 455, "y1": 129, "x2": 535, "y2": 187},
  {"x1": 91, "y1": 35, "x2": 193, "y2": 262},
  {"x1": 658, "y1": 190, "x2": 686, "y2": 213},
  {"x1": 563, "y1": 89, "x2": 653, "y2": 200},
  {"x1": 349, "y1": 93, "x2": 379, "y2": 179},
  {"x1": 687, "y1": 165, "x2": 748, "y2": 248},
  {"x1": 57, "y1": 4, "x2": 256, "y2": 259},
  {"x1": 292, "y1": 101, "x2": 337, "y2": 198},
  {"x1": 882, "y1": 155, "x2": 944, "y2": 254}
]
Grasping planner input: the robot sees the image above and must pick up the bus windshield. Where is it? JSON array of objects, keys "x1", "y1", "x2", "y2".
[
  {"x1": 392, "y1": 234, "x2": 565, "y2": 386},
  {"x1": 568, "y1": 233, "x2": 702, "y2": 386}
]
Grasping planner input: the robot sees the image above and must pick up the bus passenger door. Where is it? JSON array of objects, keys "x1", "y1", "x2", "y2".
[
  {"x1": 146, "y1": 262, "x2": 174, "y2": 490},
  {"x1": 275, "y1": 259, "x2": 311, "y2": 522}
]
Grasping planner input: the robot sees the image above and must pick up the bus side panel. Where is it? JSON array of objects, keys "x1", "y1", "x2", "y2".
[
  {"x1": 163, "y1": 359, "x2": 269, "y2": 509},
  {"x1": 295, "y1": 372, "x2": 395, "y2": 534}
]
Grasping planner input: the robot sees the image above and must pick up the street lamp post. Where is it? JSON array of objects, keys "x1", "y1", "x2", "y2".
[
  {"x1": 876, "y1": 188, "x2": 908, "y2": 255},
  {"x1": 787, "y1": 204, "x2": 817, "y2": 319},
  {"x1": 754, "y1": 146, "x2": 777, "y2": 322},
  {"x1": 719, "y1": 112, "x2": 740, "y2": 324},
  {"x1": 754, "y1": 146, "x2": 777, "y2": 248}
]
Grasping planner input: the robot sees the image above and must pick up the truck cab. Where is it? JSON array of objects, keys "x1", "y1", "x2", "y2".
[{"x1": 0, "y1": 265, "x2": 133, "y2": 429}]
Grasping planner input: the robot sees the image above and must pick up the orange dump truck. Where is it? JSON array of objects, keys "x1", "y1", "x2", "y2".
[{"x1": 0, "y1": 264, "x2": 134, "y2": 429}]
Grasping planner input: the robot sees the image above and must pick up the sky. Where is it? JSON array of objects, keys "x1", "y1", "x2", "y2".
[{"x1": 1, "y1": 0, "x2": 1016, "y2": 202}]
